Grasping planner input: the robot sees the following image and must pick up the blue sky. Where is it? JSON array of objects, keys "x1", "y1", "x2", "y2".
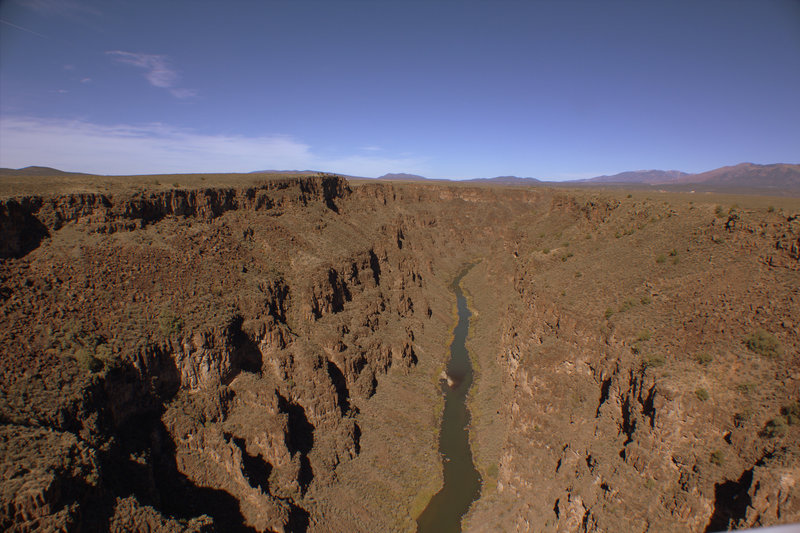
[{"x1": 1, "y1": 0, "x2": 798, "y2": 179}]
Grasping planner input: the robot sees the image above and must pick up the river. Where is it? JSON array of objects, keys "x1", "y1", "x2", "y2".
[{"x1": 416, "y1": 267, "x2": 482, "y2": 532}]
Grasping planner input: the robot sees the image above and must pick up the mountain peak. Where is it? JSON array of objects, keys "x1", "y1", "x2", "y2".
[
  {"x1": 0, "y1": 166, "x2": 76, "y2": 176},
  {"x1": 377, "y1": 173, "x2": 428, "y2": 181}
]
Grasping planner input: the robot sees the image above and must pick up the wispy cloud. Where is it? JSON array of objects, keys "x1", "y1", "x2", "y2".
[
  {"x1": 15, "y1": 0, "x2": 100, "y2": 18},
  {"x1": 0, "y1": 17, "x2": 49, "y2": 38},
  {"x1": 0, "y1": 116, "x2": 428, "y2": 177},
  {"x1": 107, "y1": 51, "x2": 177, "y2": 88},
  {"x1": 106, "y1": 51, "x2": 196, "y2": 99}
]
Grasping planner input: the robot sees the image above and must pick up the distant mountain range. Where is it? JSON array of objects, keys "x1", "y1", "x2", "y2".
[
  {"x1": 249, "y1": 169, "x2": 320, "y2": 174},
  {"x1": 3, "y1": 163, "x2": 798, "y2": 195},
  {"x1": 379, "y1": 173, "x2": 543, "y2": 185},
  {"x1": 468, "y1": 176, "x2": 542, "y2": 185},
  {"x1": 377, "y1": 173, "x2": 430, "y2": 181},
  {"x1": 577, "y1": 163, "x2": 800, "y2": 193},
  {"x1": 582, "y1": 169, "x2": 690, "y2": 184},
  {"x1": 676, "y1": 163, "x2": 800, "y2": 188},
  {"x1": 0, "y1": 166, "x2": 80, "y2": 176},
  {"x1": 379, "y1": 163, "x2": 800, "y2": 194}
]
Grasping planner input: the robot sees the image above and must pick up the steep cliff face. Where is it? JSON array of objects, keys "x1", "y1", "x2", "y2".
[
  {"x1": 0, "y1": 176, "x2": 534, "y2": 532},
  {"x1": 0, "y1": 175, "x2": 346, "y2": 253},
  {"x1": 463, "y1": 198, "x2": 800, "y2": 532},
  {"x1": 1, "y1": 178, "x2": 798, "y2": 532},
  {"x1": 0, "y1": 175, "x2": 437, "y2": 531}
]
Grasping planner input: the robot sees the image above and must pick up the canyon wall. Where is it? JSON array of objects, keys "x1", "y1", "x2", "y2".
[
  {"x1": 463, "y1": 195, "x2": 800, "y2": 531},
  {"x1": 1, "y1": 176, "x2": 797, "y2": 531}
]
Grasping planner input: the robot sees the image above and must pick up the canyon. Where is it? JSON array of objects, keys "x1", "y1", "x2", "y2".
[{"x1": 0, "y1": 173, "x2": 798, "y2": 532}]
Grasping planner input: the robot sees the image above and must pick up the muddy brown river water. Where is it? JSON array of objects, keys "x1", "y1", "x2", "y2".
[{"x1": 416, "y1": 267, "x2": 482, "y2": 532}]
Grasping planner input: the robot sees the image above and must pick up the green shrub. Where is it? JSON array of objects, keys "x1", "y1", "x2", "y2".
[
  {"x1": 640, "y1": 295, "x2": 652, "y2": 305},
  {"x1": 782, "y1": 402, "x2": 800, "y2": 426},
  {"x1": 744, "y1": 329, "x2": 781, "y2": 357},
  {"x1": 715, "y1": 205, "x2": 724, "y2": 217},
  {"x1": 695, "y1": 388, "x2": 709, "y2": 401},
  {"x1": 48, "y1": 320, "x2": 113, "y2": 373},
  {"x1": 487, "y1": 463, "x2": 499, "y2": 477},
  {"x1": 158, "y1": 309, "x2": 184, "y2": 337},
  {"x1": 656, "y1": 254, "x2": 666, "y2": 264},
  {"x1": 604, "y1": 307, "x2": 614, "y2": 320},
  {"x1": 574, "y1": 271, "x2": 582, "y2": 278},
  {"x1": 669, "y1": 249, "x2": 678, "y2": 257},
  {"x1": 642, "y1": 354, "x2": 665, "y2": 370},
  {"x1": 695, "y1": 352, "x2": 713, "y2": 366},
  {"x1": 763, "y1": 417, "x2": 788, "y2": 438},
  {"x1": 542, "y1": 248, "x2": 550, "y2": 254},
  {"x1": 636, "y1": 330, "x2": 651, "y2": 342},
  {"x1": 619, "y1": 299, "x2": 636, "y2": 313},
  {"x1": 75, "y1": 347, "x2": 104, "y2": 373},
  {"x1": 710, "y1": 450, "x2": 725, "y2": 466},
  {"x1": 734, "y1": 410, "x2": 751, "y2": 427},
  {"x1": 736, "y1": 382, "x2": 755, "y2": 395},
  {"x1": 767, "y1": 205, "x2": 775, "y2": 213},
  {"x1": 263, "y1": 264, "x2": 283, "y2": 280}
]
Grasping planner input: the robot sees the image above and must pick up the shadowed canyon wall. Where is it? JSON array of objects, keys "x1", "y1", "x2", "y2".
[{"x1": 1, "y1": 175, "x2": 798, "y2": 531}]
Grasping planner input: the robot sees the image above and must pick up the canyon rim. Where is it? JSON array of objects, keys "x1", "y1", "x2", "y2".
[{"x1": 1, "y1": 172, "x2": 798, "y2": 532}]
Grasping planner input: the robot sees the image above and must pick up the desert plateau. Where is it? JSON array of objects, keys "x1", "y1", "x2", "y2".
[{"x1": 0, "y1": 170, "x2": 797, "y2": 532}]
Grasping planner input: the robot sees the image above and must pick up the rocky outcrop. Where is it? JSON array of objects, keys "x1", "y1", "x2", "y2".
[
  {"x1": 0, "y1": 174, "x2": 457, "y2": 531},
  {"x1": 0, "y1": 199, "x2": 50, "y2": 259},
  {"x1": 0, "y1": 175, "x2": 349, "y2": 245},
  {"x1": 0, "y1": 426, "x2": 99, "y2": 532}
]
